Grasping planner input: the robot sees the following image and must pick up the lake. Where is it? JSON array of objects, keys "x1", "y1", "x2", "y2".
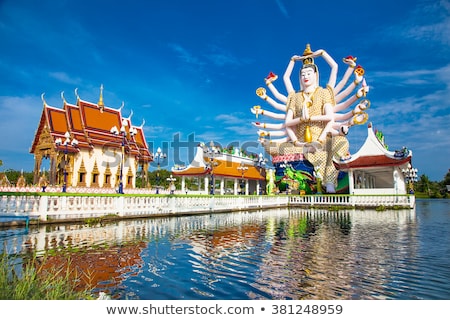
[{"x1": 1, "y1": 198, "x2": 449, "y2": 300}]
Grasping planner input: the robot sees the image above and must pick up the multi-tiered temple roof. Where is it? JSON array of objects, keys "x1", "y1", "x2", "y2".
[{"x1": 30, "y1": 88, "x2": 152, "y2": 162}]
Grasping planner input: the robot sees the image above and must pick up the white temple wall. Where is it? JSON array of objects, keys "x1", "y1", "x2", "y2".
[{"x1": 71, "y1": 147, "x2": 137, "y2": 188}]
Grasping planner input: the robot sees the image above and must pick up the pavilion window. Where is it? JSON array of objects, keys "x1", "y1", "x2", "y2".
[{"x1": 79, "y1": 172, "x2": 85, "y2": 184}]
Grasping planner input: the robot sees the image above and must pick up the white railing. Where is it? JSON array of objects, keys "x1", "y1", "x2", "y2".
[{"x1": 0, "y1": 193, "x2": 415, "y2": 224}]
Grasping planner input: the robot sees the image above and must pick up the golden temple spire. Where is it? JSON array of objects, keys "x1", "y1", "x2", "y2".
[{"x1": 98, "y1": 84, "x2": 104, "y2": 111}]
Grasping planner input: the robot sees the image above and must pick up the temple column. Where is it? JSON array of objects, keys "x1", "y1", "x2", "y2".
[
  {"x1": 220, "y1": 178, "x2": 224, "y2": 195},
  {"x1": 181, "y1": 176, "x2": 186, "y2": 193},
  {"x1": 234, "y1": 178, "x2": 238, "y2": 195},
  {"x1": 33, "y1": 155, "x2": 43, "y2": 185},
  {"x1": 204, "y1": 176, "x2": 209, "y2": 194},
  {"x1": 49, "y1": 153, "x2": 57, "y2": 185},
  {"x1": 142, "y1": 162, "x2": 149, "y2": 188},
  {"x1": 348, "y1": 170, "x2": 355, "y2": 194}
]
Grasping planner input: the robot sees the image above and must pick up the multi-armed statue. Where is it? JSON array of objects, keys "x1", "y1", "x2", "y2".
[{"x1": 252, "y1": 44, "x2": 370, "y2": 193}]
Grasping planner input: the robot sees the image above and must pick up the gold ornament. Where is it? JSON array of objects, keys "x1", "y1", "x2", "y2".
[
  {"x1": 304, "y1": 125, "x2": 312, "y2": 143},
  {"x1": 352, "y1": 112, "x2": 369, "y2": 125},
  {"x1": 256, "y1": 87, "x2": 266, "y2": 97},
  {"x1": 253, "y1": 105, "x2": 261, "y2": 118},
  {"x1": 355, "y1": 66, "x2": 365, "y2": 76}
]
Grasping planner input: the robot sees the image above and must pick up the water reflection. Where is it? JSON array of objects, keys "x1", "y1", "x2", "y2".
[{"x1": 1, "y1": 204, "x2": 448, "y2": 300}]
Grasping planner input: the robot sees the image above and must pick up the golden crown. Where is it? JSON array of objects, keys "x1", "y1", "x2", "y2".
[{"x1": 302, "y1": 44, "x2": 314, "y2": 65}]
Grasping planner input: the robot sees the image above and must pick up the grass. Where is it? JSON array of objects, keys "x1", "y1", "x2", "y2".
[{"x1": 0, "y1": 253, "x2": 94, "y2": 300}]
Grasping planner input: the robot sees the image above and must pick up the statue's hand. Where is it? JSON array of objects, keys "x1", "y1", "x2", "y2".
[
  {"x1": 291, "y1": 55, "x2": 302, "y2": 61},
  {"x1": 343, "y1": 56, "x2": 357, "y2": 67},
  {"x1": 258, "y1": 137, "x2": 269, "y2": 145},
  {"x1": 356, "y1": 85, "x2": 370, "y2": 98},
  {"x1": 355, "y1": 99, "x2": 370, "y2": 113},
  {"x1": 252, "y1": 122, "x2": 266, "y2": 128},
  {"x1": 251, "y1": 105, "x2": 262, "y2": 115},
  {"x1": 255, "y1": 87, "x2": 267, "y2": 100},
  {"x1": 312, "y1": 49, "x2": 324, "y2": 57}
]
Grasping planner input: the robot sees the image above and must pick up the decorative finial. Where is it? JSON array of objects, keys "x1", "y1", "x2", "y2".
[
  {"x1": 41, "y1": 93, "x2": 47, "y2": 106},
  {"x1": 98, "y1": 84, "x2": 104, "y2": 112},
  {"x1": 61, "y1": 91, "x2": 66, "y2": 104},
  {"x1": 303, "y1": 44, "x2": 314, "y2": 65},
  {"x1": 74, "y1": 88, "x2": 80, "y2": 102}
]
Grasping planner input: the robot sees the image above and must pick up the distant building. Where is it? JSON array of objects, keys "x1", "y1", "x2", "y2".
[
  {"x1": 172, "y1": 143, "x2": 266, "y2": 195},
  {"x1": 29, "y1": 87, "x2": 152, "y2": 190}
]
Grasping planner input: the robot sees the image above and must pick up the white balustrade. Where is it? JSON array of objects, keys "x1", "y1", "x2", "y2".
[{"x1": 0, "y1": 193, "x2": 415, "y2": 225}]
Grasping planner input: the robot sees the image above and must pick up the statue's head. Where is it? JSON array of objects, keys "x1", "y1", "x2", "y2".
[
  {"x1": 299, "y1": 44, "x2": 319, "y2": 91},
  {"x1": 300, "y1": 64, "x2": 318, "y2": 91}
]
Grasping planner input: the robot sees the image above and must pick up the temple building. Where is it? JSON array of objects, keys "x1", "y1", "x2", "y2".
[
  {"x1": 171, "y1": 142, "x2": 266, "y2": 195},
  {"x1": 29, "y1": 87, "x2": 153, "y2": 191}
]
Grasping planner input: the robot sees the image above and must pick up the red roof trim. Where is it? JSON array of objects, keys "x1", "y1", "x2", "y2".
[{"x1": 334, "y1": 155, "x2": 411, "y2": 170}]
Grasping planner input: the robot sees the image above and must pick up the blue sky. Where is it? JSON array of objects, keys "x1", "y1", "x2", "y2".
[{"x1": 0, "y1": 0, "x2": 449, "y2": 181}]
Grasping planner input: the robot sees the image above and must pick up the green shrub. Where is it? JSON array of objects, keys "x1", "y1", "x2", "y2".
[{"x1": 0, "y1": 253, "x2": 93, "y2": 300}]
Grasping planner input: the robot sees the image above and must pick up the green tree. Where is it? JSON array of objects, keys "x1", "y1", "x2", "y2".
[
  {"x1": 442, "y1": 170, "x2": 450, "y2": 186},
  {"x1": 417, "y1": 174, "x2": 431, "y2": 195}
]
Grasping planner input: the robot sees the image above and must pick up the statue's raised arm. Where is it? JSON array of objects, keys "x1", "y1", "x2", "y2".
[{"x1": 311, "y1": 48, "x2": 338, "y2": 89}]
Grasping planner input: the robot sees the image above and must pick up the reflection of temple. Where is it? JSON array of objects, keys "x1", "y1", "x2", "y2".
[
  {"x1": 333, "y1": 123, "x2": 413, "y2": 195},
  {"x1": 34, "y1": 242, "x2": 146, "y2": 293},
  {"x1": 4, "y1": 208, "x2": 418, "y2": 299},
  {"x1": 171, "y1": 144, "x2": 265, "y2": 195},
  {"x1": 29, "y1": 87, "x2": 152, "y2": 189}
]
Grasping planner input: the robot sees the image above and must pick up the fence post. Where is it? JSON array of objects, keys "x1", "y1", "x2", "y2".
[
  {"x1": 117, "y1": 196, "x2": 125, "y2": 217},
  {"x1": 38, "y1": 196, "x2": 48, "y2": 221}
]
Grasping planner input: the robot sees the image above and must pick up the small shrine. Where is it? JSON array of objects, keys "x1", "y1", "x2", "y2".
[
  {"x1": 333, "y1": 123, "x2": 413, "y2": 195},
  {"x1": 29, "y1": 86, "x2": 152, "y2": 191}
]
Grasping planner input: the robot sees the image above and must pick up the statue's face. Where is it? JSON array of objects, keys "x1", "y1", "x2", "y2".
[{"x1": 300, "y1": 67, "x2": 316, "y2": 89}]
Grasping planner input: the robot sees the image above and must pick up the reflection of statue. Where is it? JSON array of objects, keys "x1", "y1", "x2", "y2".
[
  {"x1": 252, "y1": 44, "x2": 370, "y2": 193},
  {"x1": 266, "y1": 169, "x2": 275, "y2": 195}
]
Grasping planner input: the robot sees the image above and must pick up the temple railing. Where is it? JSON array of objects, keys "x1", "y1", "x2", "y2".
[{"x1": 0, "y1": 193, "x2": 415, "y2": 225}]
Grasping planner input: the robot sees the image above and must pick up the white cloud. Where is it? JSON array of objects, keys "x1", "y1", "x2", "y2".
[
  {"x1": 404, "y1": 1, "x2": 450, "y2": 45},
  {"x1": 0, "y1": 95, "x2": 42, "y2": 154},
  {"x1": 215, "y1": 113, "x2": 244, "y2": 124},
  {"x1": 168, "y1": 43, "x2": 204, "y2": 66},
  {"x1": 48, "y1": 72, "x2": 83, "y2": 86},
  {"x1": 275, "y1": 0, "x2": 289, "y2": 18}
]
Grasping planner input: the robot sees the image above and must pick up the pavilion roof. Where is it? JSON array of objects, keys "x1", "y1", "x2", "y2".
[{"x1": 333, "y1": 123, "x2": 412, "y2": 170}]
